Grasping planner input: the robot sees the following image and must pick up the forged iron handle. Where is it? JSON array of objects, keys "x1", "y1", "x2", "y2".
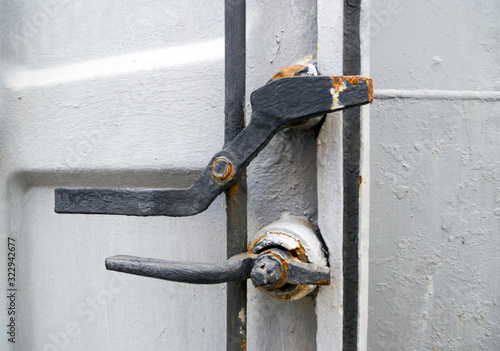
[
  {"x1": 55, "y1": 75, "x2": 373, "y2": 217},
  {"x1": 105, "y1": 253, "x2": 257, "y2": 284},
  {"x1": 105, "y1": 249, "x2": 330, "y2": 288}
]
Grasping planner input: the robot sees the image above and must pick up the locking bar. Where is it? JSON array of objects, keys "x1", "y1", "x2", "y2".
[
  {"x1": 55, "y1": 75, "x2": 373, "y2": 217},
  {"x1": 104, "y1": 249, "x2": 330, "y2": 288},
  {"x1": 105, "y1": 253, "x2": 257, "y2": 284},
  {"x1": 104, "y1": 217, "x2": 331, "y2": 302}
]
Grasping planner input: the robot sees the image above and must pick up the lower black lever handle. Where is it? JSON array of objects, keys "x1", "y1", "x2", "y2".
[
  {"x1": 105, "y1": 249, "x2": 330, "y2": 288},
  {"x1": 105, "y1": 253, "x2": 256, "y2": 284},
  {"x1": 105, "y1": 217, "x2": 330, "y2": 301}
]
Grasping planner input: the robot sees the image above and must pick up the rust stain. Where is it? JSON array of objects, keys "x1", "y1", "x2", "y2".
[
  {"x1": 359, "y1": 175, "x2": 363, "y2": 189},
  {"x1": 288, "y1": 120, "x2": 308, "y2": 128},
  {"x1": 247, "y1": 232, "x2": 267, "y2": 252},
  {"x1": 331, "y1": 76, "x2": 364, "y2": 92},
  {"x1": 241, "y1": 341, "x2": 247, "y2": 351},
  {"x1": 330, "y1": 76, "x2": 344, "y2": 94},
  {"x1": 366, "y1": 77, "x2": 374, "y2": 102},
  {"x1": 291, "y1": 237, "x2": 309, "y2": 262},
  {"x1": 248, "y1": 228, "x2": 328, "y2": 300},
  {"x1": 266, "y1": 250, "x2": 289, "y2": 288},
  {"x1": 263, "y1": 283, "x2": 308, "y2": 302},
  {"x1": 251, "y1": 230, "x2": 308, "y2": 261},
  {"x1": 316, "y1": 279, "x2": 331, "y2": 286},
  {"x1": 271, "y1": 64, "x2": 308, "y2": 81},
  {"x1": 226, "y1": 180, "x2": 244, "y2": 196},
  {"x1": 289, "y1": 244, "x2": 308, "y2": 262},
  {"x1": 212, "y1": 158, "x2": 233, "y2": 181},
  {"x1": 331, "y1": 76, "x2": 374, "y2": 103}
]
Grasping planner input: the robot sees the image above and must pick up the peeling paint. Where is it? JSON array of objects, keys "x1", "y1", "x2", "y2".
[{"x1": 238, "y1": 307, "x2": 246, "y2": 324}]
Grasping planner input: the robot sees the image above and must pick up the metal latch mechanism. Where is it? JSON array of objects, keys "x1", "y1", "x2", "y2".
[
  {"x1": 54, "y1": 68, "x2": 373, "y2": 301},
  {"x1": 55, "y1": 74, "x2": 373, "y2": 217},
  {"x1": 106, "y1": 216, "x2": 329, "y2": 301}
]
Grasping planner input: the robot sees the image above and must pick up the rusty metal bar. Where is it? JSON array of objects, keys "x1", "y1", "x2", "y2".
[{"x1": 225, "y1": 0, "x2": 247, "y2": 350}]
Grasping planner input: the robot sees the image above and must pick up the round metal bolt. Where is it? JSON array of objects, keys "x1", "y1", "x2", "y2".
[{"x1": 212, "y1": 158, "x2": 233, "y2": 181}]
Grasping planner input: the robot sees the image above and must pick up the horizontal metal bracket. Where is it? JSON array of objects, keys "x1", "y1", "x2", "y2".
[{"x1": 55, "y1": 75, "x2": 373, "y2": 217}]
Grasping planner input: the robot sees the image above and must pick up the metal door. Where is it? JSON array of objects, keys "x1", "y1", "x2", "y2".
[{"x1": 1, "y1": 1, "x2": 368, "y2": 350}]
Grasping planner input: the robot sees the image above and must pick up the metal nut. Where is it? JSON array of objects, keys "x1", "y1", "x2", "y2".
[{"x1": 251, "y1": 254, "x2": 284, "y2": 289}]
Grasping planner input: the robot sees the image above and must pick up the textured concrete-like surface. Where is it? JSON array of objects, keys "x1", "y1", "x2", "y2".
[
  {"x1": 369, "y1": 1, "x2": 500, "y2": 349},
  {"x1": 370, "y1": 97, "x2": 499, "y2": 350}
]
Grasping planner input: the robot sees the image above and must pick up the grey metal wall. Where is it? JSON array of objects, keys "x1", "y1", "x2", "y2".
[{"x1": 369, "y1": 1, "x2": 500, "y2": 349}]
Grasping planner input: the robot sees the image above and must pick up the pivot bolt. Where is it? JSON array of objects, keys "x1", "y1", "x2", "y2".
[{"x1": 212, "y1": 158, "x2": 233, "y2": 181}]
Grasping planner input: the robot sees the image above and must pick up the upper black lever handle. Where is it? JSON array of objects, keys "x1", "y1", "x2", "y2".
[{"x1": 55, "y1": 75, "x2": 373, "y2": 217}]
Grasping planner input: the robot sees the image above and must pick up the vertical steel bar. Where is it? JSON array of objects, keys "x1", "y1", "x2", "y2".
[
  {"x1": 343, "y1": 1, "x2": 361, "y2": 350},
  {"x1": 225, "y1": 0, "x2": 247, "y2": 350}
]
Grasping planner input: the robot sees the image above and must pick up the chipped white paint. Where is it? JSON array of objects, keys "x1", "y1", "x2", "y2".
[
  {"x1": 238, "y1": 307, "x2": 246, "y2": 324},
  {"x1": 330, "y1": 80, "x2": 347, "y2": 110}
]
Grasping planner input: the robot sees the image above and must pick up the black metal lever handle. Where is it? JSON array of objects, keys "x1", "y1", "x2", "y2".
[
  {"x1": 55, "y1": 75, "x2": 373, "y2": 217},
  {"x1": 105, "y1": 253, "x2": 257, "y2": 284},
  {"x1": 105, "y1": 248, "x2": 330, "y2": 288}
]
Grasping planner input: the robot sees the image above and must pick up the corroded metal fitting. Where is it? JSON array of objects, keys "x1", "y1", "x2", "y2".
[
  {"x1": 212, "y1": 157, "x2": 233, "y2": 181},
  {"x1": 104, "y1": 215, "x2": 329, "y2": 302},
  {"x1": 248, "y1": 215, "x2": 330, "y2": 301},
  {"x1": 251, "y1": 253, "x2": 284, "y2": 289}
]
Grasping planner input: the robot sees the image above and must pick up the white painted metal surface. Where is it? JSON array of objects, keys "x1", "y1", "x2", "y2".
[
  {"x1": 357, "y1": 1, "x2": 370, "y2": 350},
  {"x1": 368, "y1": 1, "x2": 500, "y2": 350},
  {"x1": 315, "y1": 1, "x2": 345, "y2": 350},
  {"x1": 1, "y1": 2, "x2": 227, "y2": 350},
  {"x1": 1, "y1": 1, "x2": 350, "y2": 350}
]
